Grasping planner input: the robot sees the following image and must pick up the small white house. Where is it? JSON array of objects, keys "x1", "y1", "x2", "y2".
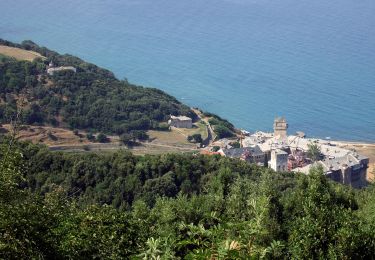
[
  {"x1": 47, "y1": 61, "x2": 76, "y2": 75},
  {"x1": 47, "y1": 66, "x2": 77, "y2": 75},
  {"x1": 168, "y1": 115, "x2": 192, "y2": 128}
]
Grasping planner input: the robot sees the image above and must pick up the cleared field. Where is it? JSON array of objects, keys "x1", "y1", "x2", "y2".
[
  {"x1": 171, "y1": 123, "x2": 208, "y2": 139},
  {"x1": 0, "y1": 45, "x2": 46, "y2": 61},
  {"x1": 2, "y1": 124, "x2": 91, "y2": 146},
  {"x1": 148, "y1": 129, "x2": 194, "y2": 146},
  {"x1": 49, "y1": 143, "x2": 196, "y2": 155},
  {"x1": 0, "y1": 124, "x2": 198, "y2": 154}
]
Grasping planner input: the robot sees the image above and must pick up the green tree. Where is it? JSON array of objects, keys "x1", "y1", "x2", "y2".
[
  {"x1": 132, "y1": 130, "x2": 149, "y2": 141},
  {"x1": 96, "y1": 133, "x2": 108, "y2": 143},
  {"x1": 86, "y1": 132, "x2": 95, "y2": 141},
  {"x1": 307, "y1": 142, "x2": 321, "y2": 162},
  {"x1": 187, "y1": 133, "x2": 203, "y2": 144},
  {"x1": 214, "y1": 125, "x2": 234, "y2": 139},
  {"x1": 287, "y1": 166, "x2": 361, "y2": 259},
  {"x1": 120, "y1": 133, "x2": 133, "y2": 146}
]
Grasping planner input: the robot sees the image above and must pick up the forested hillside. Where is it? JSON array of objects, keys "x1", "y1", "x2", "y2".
[
  {"x1": 0, "y1": 39, "x2": 195, "y2": 134},
  {"x1": 1, "y1": 137, "x2": 375, "y2": 259}
]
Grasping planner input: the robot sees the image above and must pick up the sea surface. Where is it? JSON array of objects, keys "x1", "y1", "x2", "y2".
[{"x1": 1, "y1": 0, "x2": 374, "y2": 141}]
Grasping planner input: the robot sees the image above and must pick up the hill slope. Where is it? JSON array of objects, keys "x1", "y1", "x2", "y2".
[{"x1": 0, "y1": 39, "x2": 195, "y2": 134}]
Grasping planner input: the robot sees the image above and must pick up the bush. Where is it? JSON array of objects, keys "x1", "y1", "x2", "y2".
[
  {"x1": 86, "y1": 133, "x2": 95, "y2": 141},
  {"x1": 212, "y1": 146, "x2": 220, "y2": 152},
  {"x1": 208, "y1": 118, "x2": 220, "y2": 125},
  {"x1": 96, "y1": 133, "x2": 108, "y2": 143},
  {"x1": 187, "y1": 134, "x2": 203, "y2": 144},
  {"x1": 214, "y1": 125, "x2": 234, "y2": 139},
  {"x1": 157, "y1": 122, "x2": 170, "y2": 131},
  {"x1": 231, "y1": 141, "x2": 240, "y2": 148},
  {"x1": 120, "y1": 133, "x2": 133, "y2": 146},
  {"x1": 131, "y1": 130, "x2": 149, "y2": 141}
]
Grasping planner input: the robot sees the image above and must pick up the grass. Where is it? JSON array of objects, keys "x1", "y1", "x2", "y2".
[
  {"x1": 0, "y1": 45, "x2": 46, "y2": 61},
  {"x1": 171, "y1": 123, "x2": 208, "y2": 139},
  {"x1": 2, "y1": 124, "x2": 88, "y2": 146},
  {"x1": 148, "y1": 129, "x2": 193, "y2": 146}
]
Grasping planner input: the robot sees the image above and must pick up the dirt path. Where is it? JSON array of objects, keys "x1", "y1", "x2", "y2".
[
  {"x1": 192, "y1": 108, "x2": 216, "y2": 145},
  {"x1": 49, "y1": 141, "x2": 198, "y2": 154}
]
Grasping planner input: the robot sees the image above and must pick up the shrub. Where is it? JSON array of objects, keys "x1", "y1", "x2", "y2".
[
  {"x1": 96, "y1": 133, "x2": 108, "y2": 143},
  {"x1": 214, "y1": 125, "x2": 234, "y2": 139},
  {"x1": 157, "y1": 122, "x2": 170, "y2": 131},
  {"x1": 86, "y1": 133, "x2": 95, "y2": 141}
]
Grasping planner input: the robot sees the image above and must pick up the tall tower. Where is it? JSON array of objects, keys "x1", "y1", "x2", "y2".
[{"x1": 274, "y1": 117, "x2": 288, "y2": 139}]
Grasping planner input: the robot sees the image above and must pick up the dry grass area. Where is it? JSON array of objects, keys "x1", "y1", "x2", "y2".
[
  {"x1": 148, "y1": 124, "x2": 207, "y2": 145},
  {"x1": 148, "y1": 129, "x2": 195, "y2": 147},
  {"x1": 175, "y1": 127, "x2": 205, "y2": 138},
  {"x1": 132, "y1": 143, "x2": 197, "y2": 155},
  {"x1": 0, "y1": 45, "x2": 46, "y2": 61},
  {"x1": 1, "y1": 124, "x2": 90, "y2": 146},
  {"x1": 0, "y1": 124, "x2": 198, "y2": 154}
]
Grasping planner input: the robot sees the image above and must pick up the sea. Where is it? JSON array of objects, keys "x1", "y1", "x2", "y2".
[{"x1": 1, "y1": 0, "x2": 374, "y2": 141}]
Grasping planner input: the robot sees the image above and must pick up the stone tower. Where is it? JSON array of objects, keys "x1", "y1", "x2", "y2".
[
  {"x1": 269, "y1": 149, "x2": 288, "y2": 172},
  {"x1": 273, "y1": 117, "x2": 288, "y2": 139}
]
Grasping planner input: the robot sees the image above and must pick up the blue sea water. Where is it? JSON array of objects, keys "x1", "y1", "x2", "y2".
[{"x1": 1, "y1": 0, "x2": 374, "y2": 141}]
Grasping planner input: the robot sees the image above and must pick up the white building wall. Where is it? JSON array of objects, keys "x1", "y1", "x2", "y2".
[{"x1": 269, "y1": 150, "x2": 288, "y2": 172}]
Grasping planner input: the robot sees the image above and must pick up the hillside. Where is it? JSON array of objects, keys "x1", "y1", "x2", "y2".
[{"x1": 0, "y1": 39, "x2": 195, "y2": 134}]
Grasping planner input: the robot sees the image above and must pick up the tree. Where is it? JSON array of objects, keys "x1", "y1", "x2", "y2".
[
  {"x1": 86, "y1": 132, "x2": 95, "y2": 141},
  {"x1": 307, "y1": 142, "x2": 321, "y2": 162},
  {"x1": 187, "y1": 134, "x2": 203, "y2": 144},
  {"x1": 120, "y1": 133, "x2": 133, "y2": 146},
  {"x1": 131, "y1": 130, "x2": 149, "y2": 141},
  {"x1": 214, "y1": 125, "x2": 234, "y2": 139},
  {"x1": 96, "y1": 133, "x2": 108, "y2": 143},
  {"x1": 286, "y1": 166, "x2": 361, "y2": 259},
  {"x1": 157, "y1": 122, "x2": 170, "y2": 131}
]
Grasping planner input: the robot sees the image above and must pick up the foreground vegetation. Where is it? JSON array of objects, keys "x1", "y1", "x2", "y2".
[{"x1": 1, "y1": 137, "x2": 375, "y2": 259}]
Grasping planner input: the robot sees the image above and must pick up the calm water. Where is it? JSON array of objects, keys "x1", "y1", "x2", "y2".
[{"x1": 1, "y1": 0, "x2": 374, "y2": 141}]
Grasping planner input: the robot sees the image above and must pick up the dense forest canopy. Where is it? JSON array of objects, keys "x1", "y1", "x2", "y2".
[
  {"x1": 1, "y1": 137, "x2": 375, "y2": 258},
  {"x1": 0, "y1": 39, "x2": 195, "y2": 134}
]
